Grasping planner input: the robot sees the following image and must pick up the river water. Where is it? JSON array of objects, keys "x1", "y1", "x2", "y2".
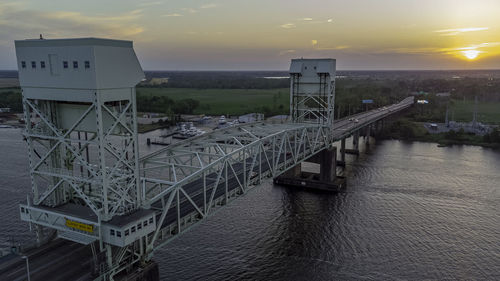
[{"x1": 1, "y1": 128, "x2": 499, "y2": 280}]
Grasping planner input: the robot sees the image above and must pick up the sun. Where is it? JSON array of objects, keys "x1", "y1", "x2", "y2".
[{"x1": 462, "y1": 50, "x2": 480, "y2": 60}]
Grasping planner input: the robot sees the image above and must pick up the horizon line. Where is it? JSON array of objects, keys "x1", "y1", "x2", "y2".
[{"x1": 1, "y1": 68, "x2": 500, "y2": 72}]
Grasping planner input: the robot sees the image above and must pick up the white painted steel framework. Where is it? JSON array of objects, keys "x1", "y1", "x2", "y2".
[
  {"x1": 138, "y1": 96, "x2": 414, "y2": 259},
  {"x1": 290, "y1": 59, "x2": 336, "y2": 128},
  {"x1": 14, "y1": 37, "x2": 415, "y2": 281},
  {"x1": 95, "y1": 96, "x2": 414, "y2": 279},
  {"x1": 140, "y1": 122, "x2": 332, "y2": 253},
  {"x1": 22, "y1": 94, "x2": 141, "y2": 220},
  {"x1": 18, "y1": 95, "x2": 413, "y2": 280}
]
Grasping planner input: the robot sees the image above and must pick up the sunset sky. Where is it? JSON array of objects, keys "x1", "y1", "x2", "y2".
[{"x1": 1, "y1": 0, "x2": 500, "y2": 70}]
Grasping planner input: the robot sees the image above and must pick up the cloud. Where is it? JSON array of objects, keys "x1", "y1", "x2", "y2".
[
  {"x1": 279, "y1": 49, "x2": 296, "y2": 55},
  {"x1": 434, "y1": 27, "x2": 489, "y2": 36},
  {"x1": 280, "y1": 23, "x2": 296, "y2": 29},
  {"x1": 0, "y1": 3, "x2": 144, "y2": 46},
  {"x1": 138, "y1": 1, "x2": 164, "y2": 7},
  {"x1": 130, "y1": 9, "x2": 143, "y2": 15},
  {"x1": 181, "y1": 8, "x2": 198, "y2": 13},
  {"x1": 200, "y1": 3, "x2": 217, "y2": 9},
  {"x1": 452, "y1": 43, "x2": 500, "y2": 51},
  {"x1": 163, "y1": 13, "x2": 183, "y2": 17},
  {"x1": 310, "y1": 40, "x2": 349, "y2": 51},
  {"x1": 317, "y1": 45, "x2": 350, "y2": 50},
  {"x1": 280, "y1": 17, "x2": 332, "y2": 29},
  {"x1": 382, "y1": 42, "x2": 500, "y2": 57}
]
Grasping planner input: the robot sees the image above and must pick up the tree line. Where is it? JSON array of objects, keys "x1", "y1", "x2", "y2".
[{"x1": 136, "y1": 95, "x2": 200, "y2": 115}]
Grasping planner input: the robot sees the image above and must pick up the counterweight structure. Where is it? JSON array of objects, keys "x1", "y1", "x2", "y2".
[{"x1": 289, "y1": 59, "x2": 336, "y2": 128}]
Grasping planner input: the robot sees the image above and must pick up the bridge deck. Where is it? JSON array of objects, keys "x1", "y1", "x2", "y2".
[
  {"x1": 1, "y1": 97, "x2": 413, "y2": 280},
  {"x1": 140, "y1": 97, "x2": 414, "y2": 252}
]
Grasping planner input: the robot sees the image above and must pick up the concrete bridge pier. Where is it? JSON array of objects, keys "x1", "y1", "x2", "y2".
[
  {"x1": 345, "y1": 131, "x2": 360, "y2": 155},
  {"x1": 274, "y1": 146, "x2": 346, "y2": 192},
  {"x1": 320, "y1": 148, "x2": 337, "y2": 183},
  {"x1": 373, "y1": 120, "x2": 384, "y2": 138},
  {"x1": 353, "y1": 131, "x2": 360, "y2": 151},
  {"x1": 337, "y1": 138, "x2": 346, "y2": 167},
  {"x1": 373, "y1": 121, "x2": 379, "y2": 135},
  {"x1": 365, "y1": 125, "x2": 371, "y2": 145},
  {"x1": 283, "y1": 161, "x2": 301, "y2": 177}
]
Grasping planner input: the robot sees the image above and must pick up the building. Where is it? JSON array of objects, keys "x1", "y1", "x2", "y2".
[{"x1": 238, "y1": 113, "x2": 264, "y2": 123}]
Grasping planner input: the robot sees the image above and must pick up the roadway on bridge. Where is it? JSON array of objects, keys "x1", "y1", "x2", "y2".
[
  {"x1": 0, "y1": 97, "x2": 413, "y2": 281},
  {"x1": 149, "y1": 97, "x2": 414, "y2": 239}
]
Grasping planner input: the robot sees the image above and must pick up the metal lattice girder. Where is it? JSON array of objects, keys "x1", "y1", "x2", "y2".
[
  {"x1": 139, "y1": 122, "x2": 332, "y2": 252},
  {"x1": 22, "y1": 92, "x2": 141, "y2": 222},
  {"x1": 136, "y1": 96, "x2": 414, "y2": 256}
]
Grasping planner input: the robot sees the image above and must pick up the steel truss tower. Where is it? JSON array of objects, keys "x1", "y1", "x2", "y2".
[
  {"x1": 289, "y1": 59, "x2": 336, "y2": 128},
  {"x1": 16, "y1": 38, "x2": 155, "y2": 279}
]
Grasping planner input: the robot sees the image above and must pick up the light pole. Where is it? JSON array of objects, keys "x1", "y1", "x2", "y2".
[{"x1": 21, "y1": 255, "x2": 31, "y2": 281}]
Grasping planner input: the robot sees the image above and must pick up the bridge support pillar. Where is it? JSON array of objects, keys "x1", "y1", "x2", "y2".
[
  {"x1": 284, "y1": 162, "x2": 301, "y2": 177},
  {"x1": 345, "y1": 131, "x2": 360, "y2": 155},
  {"x1": 366, "y1": 125, "x2": 371, "y2": 145},
  {"x1": 353, "y1": 131, "x2": 360, "y2": 151},
  {"x1": 320, "y1": 148, "x2": 337, "y2": 182},
  {"x1": 273, "y1": 147, "x2": 346, "y2": 192},
  {"x1": 338, "y1": 138, "x2": 346, "y2": 167},
  {"x1": 374, "y1": 120, "x2": 384, "y2": 138}
]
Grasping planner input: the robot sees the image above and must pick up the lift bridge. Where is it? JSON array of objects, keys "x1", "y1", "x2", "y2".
[{"x1": 5, "y1": 38, "x2": 414, "y2": 280}]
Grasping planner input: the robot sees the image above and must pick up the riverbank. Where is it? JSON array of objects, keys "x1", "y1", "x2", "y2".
[{"x1": 378, "y1": 119, "x2": 500, "y2": 149}]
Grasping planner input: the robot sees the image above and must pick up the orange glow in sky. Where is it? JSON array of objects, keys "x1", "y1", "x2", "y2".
[{"x1": 1, "y1": 0, "x2": 500, "y2": 70}]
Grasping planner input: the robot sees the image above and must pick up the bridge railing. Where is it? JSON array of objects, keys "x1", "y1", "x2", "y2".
[
  {"x1": 138, "y1": 97, "x2": 414, "y2": 254},
  {"x1": 83, "y1": 97, "x2": 415, "y2": 278},
  {"x1": 139, "y1": 122, "x2": 332, "y2": 253}
]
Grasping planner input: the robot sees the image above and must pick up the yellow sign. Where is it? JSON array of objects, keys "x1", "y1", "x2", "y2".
[{"x1": 65, "y1": 219, "x2": 94, "y2": 233}]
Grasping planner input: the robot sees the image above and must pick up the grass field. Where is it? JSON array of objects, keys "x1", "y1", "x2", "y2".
[
  {"x1": 136, "y1": 87, "x2": 289, "y2": 116},
  {"x1": 450, "y1": 99, "x2": 500, "y2": 124}
]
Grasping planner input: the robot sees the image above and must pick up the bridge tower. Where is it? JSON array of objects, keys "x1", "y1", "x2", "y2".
[
  {"x1": 16, "y1": 38, "x2": 156, "y2": 279},
  {"x1": 289, "y1": 58, "x2": 336, "y2": 128}
]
